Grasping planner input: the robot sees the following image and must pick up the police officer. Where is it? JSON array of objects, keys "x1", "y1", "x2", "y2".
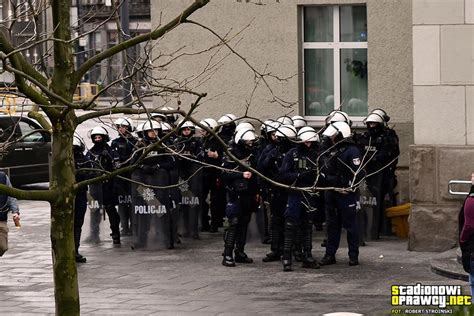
[
  {"x1": 356, "y1": 110, "x2": 400, "y2": 239},
  {"x1": 319, "y1": 121, "x2": 365, "y2": 266},
  {"x1": 131, "y1": 120, "x2": 176, "y2": 249},
  {"x1": 291, "y1": 115, "x2": 307, "y2": 131},
  {"x1": 73, "y1": 135, "x2": 91, "y2": 262},
  {"x1": 86, "y1": 126, "x2": 121, "y2": 245},
  {"x1": 198, "y1": 118, "x2": 224, "y2": 233},
  {"x1": 259, "y1": 123, "x2": 296, "y2": 263},
  {"x1": 111, "y1": 117, "x2": 137, "y2": 236},
  {"x1": 174, "y1": 120, "x2": 203, "y2": 239},
  {"x1": 217, "y1": 114, "x2": 237, "y2": 144},
  {"x1": 279, "y1": 126, "x2": 321, "y2": 271},
  {"x1": 221, "y1": 127, "x2": 259, "y2": 267}
]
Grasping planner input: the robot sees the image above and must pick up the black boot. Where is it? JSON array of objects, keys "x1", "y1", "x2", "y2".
[
  {"x1": 319, "y1": 254, "x2": 336, "y2": 266},
  {"x1": 75, "y1": 253, "x2": 87, "y2": 263},
  {"x1": 222, "y1": 218, "x2": 238, "y2": 267},
  {"x1": 111, "y1": 232, "x2": 121, "y2": 245},
  {"x1": 293, "y1": 225, "x2": 303, "y2": 262},
  {"x1": 282, "y1": 220, "x2": 297, "y2": 272},
  {"x1": 235, "y1": 216, "x2": 252, "y2": 263},
  {"x1": 301, "y1": 221, "x2": 319, "y2": 269},
  {"x1": 234, "y1": 249, "x2": 254, "y2": 263},
  {"x1": 263, "y1": 215, "x2": 283, "y2": 262}
]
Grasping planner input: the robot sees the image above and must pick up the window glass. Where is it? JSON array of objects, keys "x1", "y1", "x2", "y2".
[
  {"x1": 340, "y1": 6, "x2": 367, "y2": 42},
  {"x1": 19, "y1": 121, "x2": 44, "y2": 142},
  {"x1": 304, "y1": 49, "x2": 334, "y2": 116},
  {"x1": 304, "y1": 6, "x2": 333, "y2": 42},
  {"x1": 340, "y1": 49, "x2": 368, "y2": 116}
]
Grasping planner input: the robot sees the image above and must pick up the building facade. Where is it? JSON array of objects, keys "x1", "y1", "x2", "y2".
[{"x1": 153, "y1": 0, "x2": 472, "y2": 252}]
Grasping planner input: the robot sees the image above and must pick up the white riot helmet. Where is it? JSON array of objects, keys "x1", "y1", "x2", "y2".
[
  {"x1": 161, "y1": 122, "x2": 172, "y2": 132},
  {"x1": 217, "y1": 114, "x2": 237, "y2": 125},
  {"x1": 142, "y1": 120, "x2": 162, "y2": 132},
  {"x1": 260, "y1": 120, "x2": 275, "y2": 132},
  {"x1": 297, "y1": 126, "x2": 319, "y2": 143},
  {"x1": 89, "y1": 126, "x2": 109, "y2": 142},
  {"x1": 276, "y1": 116, "x2": 294, "y2": 126},
  {"x1": 234, "y1": 128, "x2": 256, "y2": 145},
  {"x1": 292, "y1": 115, "x2": 307, "y2": 129},
  {"x1": 275, "y1": 124, "x2": 297, "y2": 140},
  {"x1": 114, "y1": 117, "x2": 134, "y2": 131},
  {"x1": 364, "y1": 113, "x2": 384, "y2": 124},
  {"x1": 236, "y1": 122, "x2": 255, "y2": 133},
  {"x1": 322, "y1": 121, "x2": 352, "y2": 139},
  {"x1": 370, "y1": 108, "x2": 390, "y2": 124},
  {"x1": 178, "y1": 120, "x2": 195, "y2": 130},
  {"x1": 264, "y1": 121, "x2": 281, "y2": 133},
  {"x1": 199, "y1": 118, "x2": 218, "y2": 131},
  {"x1": 73, "y1": 135, "x2": 86, "y2": 152},
  {"x1": 153, "y1": 106, "x2": 179, "y2": 124},
  {"x1": 325, "y1": 110, "x2": 352, "y2": 127}
]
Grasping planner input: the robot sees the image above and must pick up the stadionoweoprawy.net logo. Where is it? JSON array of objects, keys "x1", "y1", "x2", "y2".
[{"x1": 391, "y1": 283, "x2": 471, "y2": 314}]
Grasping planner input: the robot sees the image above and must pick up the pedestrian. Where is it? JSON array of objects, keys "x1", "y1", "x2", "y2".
[
  {"x1": 459, "y1": 172, "x2": 474, "y2": 295},
  {"x1": 221, "y1": 126, "x2": 259, "y2": 267},
  {"x1": 0, "y1": 171, "x2": 20, "y2": 257},
  {"x1": 319, "y1": 121, "x2": 365, "y2": 266}
]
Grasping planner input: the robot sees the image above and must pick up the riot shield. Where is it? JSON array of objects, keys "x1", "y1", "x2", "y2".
[
  {"x1": 115, "y1": 176, "x2": 133, "y2": 236},
  {"x1": 85, "y1": 183, "x2": 103, "y2": 243},
  {"x1": 179, "y1": 161, "x2": 203, "y2": 239},
  {"x1": 131, "y1": 167, "x2": 171, "y2": 249},
  {"x1": 358, "y1": 179, "x2": 377, "y2": 243}
]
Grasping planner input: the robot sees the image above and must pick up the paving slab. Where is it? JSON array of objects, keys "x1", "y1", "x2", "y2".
[{"x1": 0, "y1": 200, "x2": 470, "y2": 315}]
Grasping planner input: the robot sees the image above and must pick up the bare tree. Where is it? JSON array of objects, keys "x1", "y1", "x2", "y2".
[{"x1": 0, "y1": 0, "x2": 395, "y2": 315}]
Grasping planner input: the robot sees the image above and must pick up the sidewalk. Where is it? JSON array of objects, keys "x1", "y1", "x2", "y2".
[{"x1": 0, "y1": 200, "x2": 469, "y2": 315}]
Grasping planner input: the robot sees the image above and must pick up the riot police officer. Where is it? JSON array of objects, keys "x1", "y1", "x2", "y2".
[
  {"x1": 73, "y1": 135, "x2": 91, "y2": 262},
  {"x1": 111, "y1": 117, "x2": 137, "y2": 236},
  {"x1": 319, "y1": 121, "x2": 365, "y2": 266},
  {"x1": 356, "y1": 110, "x2": 400, "y2": 239},
  {"x1": 131, "y1": 120, "x2": 177, "y2": 249},
  {"x1": 198, "y1": 118, "x2": 224, "y2": 233},
  {"x1": 259, "y1": 123, "x2": 296, "y2": 263},
  {"x1": 217, "y1": 114, "x2": 237, "y2": 144},
  {"x1": 174, "y1": 120, "x2": 203, "y2": 239},
  {"x1": 279, "y1": 126, "x2": 321, "y2": 271},
  {"x1": 221, "y1": 127, "x2": 259, "y2": 267},
  {"x1": 86, "y1": 126, "x2": 121, "y2": 245}
]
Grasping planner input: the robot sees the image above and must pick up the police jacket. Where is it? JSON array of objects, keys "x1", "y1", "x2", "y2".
[
  {"x1": 221, "y1": 144, "x2": 258, "y2": 195},
  {"x1": 356, "y1": 127, "x2": 399, "y2": 174},
  {"x1": 111, "y1": 135, "x2": 137, "y2": 166},
  {"x1": 86, "y1": 142, "x2": 120, "y2": 176},
  {"x1": 132, "y1": 139, "x2": 176, "y2": 174},
  {"x1": 199, "y1": 135, "x2": 223, "y2": 167},
  {"x1": 279, "y1": 143, "x2": 319, "y2": 188},
  {"x1": 320, "y1": 139, "x2": 364, "y2": 190},
  {"x1": 257, "y1": 141, "x2": 291, "y2": 183}
]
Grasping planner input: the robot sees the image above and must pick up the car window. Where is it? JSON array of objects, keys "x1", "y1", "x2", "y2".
[
  {"x1": 18, "y1": 121, "x2": 45, "y2": 142},
  {"x1": 0, "y1": 117, "x2": 20, "y2": 142}
]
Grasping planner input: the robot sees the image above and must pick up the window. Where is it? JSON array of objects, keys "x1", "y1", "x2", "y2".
[
  {"x1": 302, "y1": 5, "x2": 368, "y2": 118},
  {"x1": 19, "y1": 121, "x2": 45, "y2": 142}
]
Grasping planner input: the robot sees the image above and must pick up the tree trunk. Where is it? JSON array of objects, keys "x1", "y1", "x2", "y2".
[{"x1": 50, "y1": 125, "x2": 79, "y2": 315}]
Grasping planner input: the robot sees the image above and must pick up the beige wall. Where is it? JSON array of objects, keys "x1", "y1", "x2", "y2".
[
  {"x1": 151, "y1": 1, "x2": 414, "y2": 132},
  {"x1": 409, "y1": 0, "x2": 474, "y2": 251}
]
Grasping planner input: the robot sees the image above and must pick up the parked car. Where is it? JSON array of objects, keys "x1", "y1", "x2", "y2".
[{"x1": 0, "y1": 115, "x2": 51, "y2": 186}]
